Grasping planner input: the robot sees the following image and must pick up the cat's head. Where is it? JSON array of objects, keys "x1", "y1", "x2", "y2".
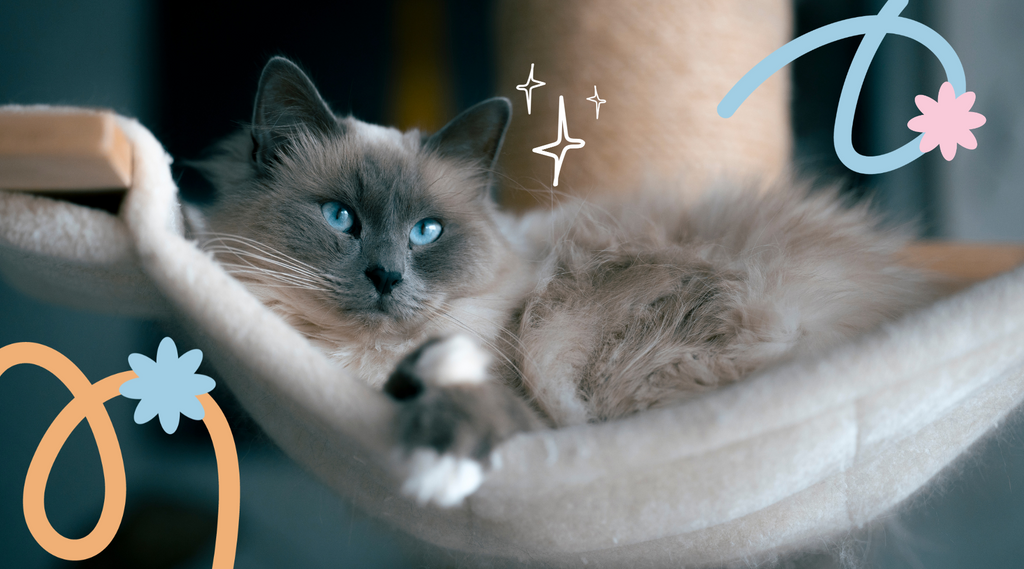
[{"x1": 192, "y1": 57, "x2": 513, "y2": 333}]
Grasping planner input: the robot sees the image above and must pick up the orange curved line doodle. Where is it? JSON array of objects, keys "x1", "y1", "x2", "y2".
[
  {"x1": 199, "y1": 391, "x2": 240, "y2": 568},
  {"x1": 0, "y1": 342, "x2": 239, "y2": 568}
]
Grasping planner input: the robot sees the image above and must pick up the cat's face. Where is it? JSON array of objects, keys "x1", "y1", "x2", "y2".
[{"x1": 195, "y1": 57, "x2": 513, "y2": 332}]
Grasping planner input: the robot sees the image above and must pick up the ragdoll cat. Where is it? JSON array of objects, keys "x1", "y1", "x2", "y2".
[{"x1": 190, "y1": 57, "x2": 934, "y2": 507}]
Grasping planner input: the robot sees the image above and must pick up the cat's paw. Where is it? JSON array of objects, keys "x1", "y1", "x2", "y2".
[
  {"x1": 401, "y1": 448, "x2": 485, "y2": 508},
  {"x1": 384, "y1": 335, "x2": 540, "y2": 507}
]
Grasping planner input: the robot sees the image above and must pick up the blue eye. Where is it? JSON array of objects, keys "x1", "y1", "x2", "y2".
[
  {"x1": 321, "y1": 201, "x2": 355, "y2": 232},
  {"x1": 410, "y1": 218, "x2": 443, "y2": 245}
]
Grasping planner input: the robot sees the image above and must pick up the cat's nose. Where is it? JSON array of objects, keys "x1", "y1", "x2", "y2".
[{"x1": 365, "y1": 265, "x2": 403, "y2": 295}]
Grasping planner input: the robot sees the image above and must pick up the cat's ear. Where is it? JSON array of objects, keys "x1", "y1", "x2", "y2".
[
  {"x1": 251, "y1": 56, "x2": 340, "y2": 172},
  {"x1": 425, "y1": 98, "x2": 512, "y2": 173}
]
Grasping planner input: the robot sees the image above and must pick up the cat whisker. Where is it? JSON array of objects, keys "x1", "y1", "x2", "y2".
[
  {"x1": 204, "y1": 243, "x2": 324, "y2": 280},
  {"x1": 204, "y1": 245, "x2": 326, "y2": 281},
  {"x1": 432, "y1": 310, "x2": 526, "y2": 381},
  {"x1": 203, "y1": 242, "x2": 330, "y2": 286},
  {"x1": 435, "y1": 301, "x2": 527, "y2": 352},
  {"x1": 219, "y1": 264, "x2": 333, "y2": 292},
  {"x1": 213, "y1": 254, "x2": 330, "y2": 286},
  {"x1": 434, "y1": 301, "x2": 542, "y2": 382},
  {"x1": 218, "y1": 262, "x2": 323, "y2": 284},
  {"x1": 197, "y1": 232, "x2": 325, "y2": 277},
  {"x1": 234, "y1": 281, "x2": 332, "y2": 292}
]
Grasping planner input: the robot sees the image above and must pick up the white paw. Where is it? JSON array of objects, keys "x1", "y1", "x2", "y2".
[
  {"x1": 415, "y1": 334, "x2": 491, "y2": 386},
  {"x1": 401, "y1": 448, "x2": 484, "y2": 508}
]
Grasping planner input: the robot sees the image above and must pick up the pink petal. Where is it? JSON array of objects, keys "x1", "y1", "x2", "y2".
[
  {"x1": 919, "y1": 131, "x2": 941, "y2": 153},
  {"x1": 938, "y1": 82, "x2": 956, "y2": 104},
  {"x1": 939, "y1": 139, "x2": 958, "y2": 161},
  {"x1": 956, "y1": 129, "x2": 978, "y2": 150},
  {"x1": 915, "y1": 94, "x2": 938, "y2": 114},
  {"x1": 955, "y1": 91, "x2": 976, "y2": 112},
  {"x1": 908, "y1": 114, "x2": 931, "y2": 133},
  {"x1": 964, "y1": 111, "x2": 987, "y2": 129}
]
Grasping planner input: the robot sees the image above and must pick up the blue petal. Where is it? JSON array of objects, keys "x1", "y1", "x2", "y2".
[
  {"x1": 133, "y1": 398, "x2": 159, "y2": 425},
  {"x1": 158, "y1": 409, "x2": 180, "y2": 434},
  {"x1": 177, "y1": 348, "x2": 204, "y2": 375},
  {"x1": 178, "y1": 396, "x2": 206, "y2": 421},
  {"x1": 122, "y1": 336, "x2": 216, "y2": 435},
  {"x1": 156, "y1": 337, "x2": 179, "y2": 365},
  {"x1": 127, "y1": 353, "x2": 157, "y2": 377},
  {"x1": 179, "y1": 373, "x2": 216, "y2": 396},
  {"x1": 118, "y1": 376, "x2": 152, "y2": 400}
]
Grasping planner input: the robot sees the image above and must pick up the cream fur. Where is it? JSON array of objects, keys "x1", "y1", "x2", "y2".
[
  {"x1": 495, "y1": 185, "x2": 935, "y2": 425},
  {"x1": 215, "y1": 174, "x2": 934, "y2": 428},
  {"x1": 414, "y1": 334, "x2": 492, "y2": 386},
  {"x1": 402, "y1": 448, "x2": 484, "y2": 507}
]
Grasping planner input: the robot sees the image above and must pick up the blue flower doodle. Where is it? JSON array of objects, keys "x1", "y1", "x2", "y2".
[
  {"x1": 120, "y1": 337, "x2": 216, "y2": 434},
  {"x1": 3, "y1": 339, "x2": 239, "y2": 566},
  {"x1": 719, "y1": 0, "x2": 977, "y2": 175}
]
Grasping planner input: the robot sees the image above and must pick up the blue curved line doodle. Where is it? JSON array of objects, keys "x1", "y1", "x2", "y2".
[{"x1": 718, "y1": 0, "x2": 968, "y2": 175}]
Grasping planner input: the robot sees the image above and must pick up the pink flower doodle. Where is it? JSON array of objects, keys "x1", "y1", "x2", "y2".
[{"x1": 907, "y1": 82, "x2": 987, "y2": 161}]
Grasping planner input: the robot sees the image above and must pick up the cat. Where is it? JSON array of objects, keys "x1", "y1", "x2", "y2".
[{"x1": 189, "y1": 56, "x2": 935, "y2": 507}]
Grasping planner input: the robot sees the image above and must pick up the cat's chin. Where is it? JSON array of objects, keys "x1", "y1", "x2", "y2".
[{"x1": 349, "y1": 298, "x2": 430, "y2": 330}]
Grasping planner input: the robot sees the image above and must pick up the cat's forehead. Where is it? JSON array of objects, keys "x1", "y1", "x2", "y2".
[
  {"x1": 341, "y1": 118, "x2": 422, "y2": 182},
  {"x1": 348, "y1": 120, "x2": 410, "y2": 148},
  {"x1": 278, "y1": 118, "x2": 419, "y2": 183},
  {"x1": 275, "y1": 117, "x2": 482, "y2": 212}
]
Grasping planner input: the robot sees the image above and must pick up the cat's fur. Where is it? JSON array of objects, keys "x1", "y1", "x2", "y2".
[{"x1": 191, "y1": 57, "x2": 934, "y2": 506}]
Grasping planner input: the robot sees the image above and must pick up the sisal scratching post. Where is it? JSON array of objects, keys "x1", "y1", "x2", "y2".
[{"x1": 495, "y1": 0, "x2": 793, "y2": 209}]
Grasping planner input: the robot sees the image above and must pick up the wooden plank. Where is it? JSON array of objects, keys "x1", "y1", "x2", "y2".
[
  {"x1": 901, "y1": 242, "x2": 1024, "y2": 293},
  {"x1": 0, "y1": 108, "x2": 132, "y2": 191}
]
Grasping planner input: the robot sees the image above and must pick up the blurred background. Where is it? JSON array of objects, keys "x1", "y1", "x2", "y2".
[{"x1": 1, "y1": 0, "x2": 1023, "y2": 567}]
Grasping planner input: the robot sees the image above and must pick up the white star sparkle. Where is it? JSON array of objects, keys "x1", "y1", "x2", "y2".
[
  {"x1": 516, "y1": 63, "x2": 546, "y2": 115},
  {"x1": 586, "y1": 85, "x2": 606, "y2": 119},
  {"x1": 532, "y1": 95, "x2": 585, "y2": 187}
]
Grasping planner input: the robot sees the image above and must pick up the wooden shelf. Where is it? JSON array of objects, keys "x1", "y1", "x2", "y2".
[
  {"x1": 901, "y1": 242, "x2": 1024, "y2": 292},
  {"x1": 0, "y1": 108, "x2": 132, "y2": 191}
]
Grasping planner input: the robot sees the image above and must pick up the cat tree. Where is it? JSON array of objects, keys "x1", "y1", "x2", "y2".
[{"x1": 3, "y1": 1, "x2": 1024, "y2": 566}]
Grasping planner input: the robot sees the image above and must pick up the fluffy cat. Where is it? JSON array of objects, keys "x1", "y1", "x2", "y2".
[{"x1": 190, "y1": 57, "x2": 934, "y2": 507}]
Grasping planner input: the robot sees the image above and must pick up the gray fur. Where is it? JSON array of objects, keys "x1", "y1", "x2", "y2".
[
  {"x1": 384, "y1": 337, "x2": 544, "y2": 463},
  {"x1": 192, "y1": 58, "x2": 936, "y2": 491},
  {"x1": 252, "y1": 57, "x2": 343, "y2": 172}
]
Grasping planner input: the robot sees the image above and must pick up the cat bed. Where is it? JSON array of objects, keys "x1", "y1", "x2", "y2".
[{"x1": 4, "y1": 107, "x2": 1024, "y2": 567}]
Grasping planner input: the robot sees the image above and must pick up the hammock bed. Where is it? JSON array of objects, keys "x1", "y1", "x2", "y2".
[{"x1": 3, "y1": 106, "x2": 1024, "y2": 566}]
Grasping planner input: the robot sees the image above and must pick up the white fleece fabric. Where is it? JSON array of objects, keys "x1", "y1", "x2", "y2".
[{"x1": 2, "y1": 107, "x2": 1023, "y2": 567}]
